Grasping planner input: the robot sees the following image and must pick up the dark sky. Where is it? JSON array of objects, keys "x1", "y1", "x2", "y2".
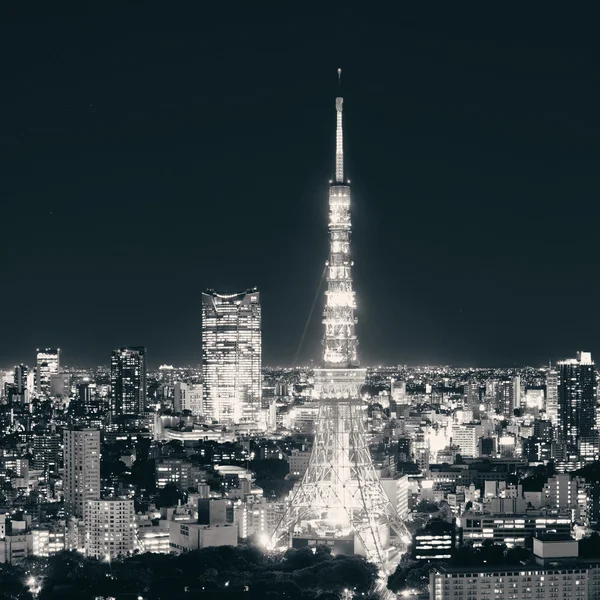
[{"x1": 1, "y1": 7, "x2": 599, "y2": 369}]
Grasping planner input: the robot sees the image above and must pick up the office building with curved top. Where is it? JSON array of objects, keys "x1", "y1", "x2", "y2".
[{"x1": 202, "y1": 288, "x2": 261, "y2": 426}]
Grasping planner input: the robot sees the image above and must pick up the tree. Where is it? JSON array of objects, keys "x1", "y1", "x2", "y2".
[
  {"x1": 580, "y1": 532, "x2": 600, "y2": 558},
  {"x1": 0, "y1": 563, "x2": 33, "y2": 600},
  {"x1": 155, "y1": 482, "x2": 184, "y2": 508},
  {"x1": 435, "y1": 501, "x2": 454, "y2": 523},
  {"x1": 388, "y1": 560, "x2": 433, "y2": 594},
  {"x1": 415, "y1": 499, "x2": 438, "y2": 513}
]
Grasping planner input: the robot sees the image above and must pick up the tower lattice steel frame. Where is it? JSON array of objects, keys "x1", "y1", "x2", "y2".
[{"x1": 273, "y1": 80, "x2": 409, "y2": 568}]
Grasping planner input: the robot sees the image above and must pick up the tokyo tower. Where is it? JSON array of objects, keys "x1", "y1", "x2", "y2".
[{"x1": 273, "y1": 74, "x2": 409, "y2": 568}]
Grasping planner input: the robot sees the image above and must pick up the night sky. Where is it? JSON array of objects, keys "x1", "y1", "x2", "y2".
[{"x1": 1, "y1": 8, "x2": 599, "y2": 368}]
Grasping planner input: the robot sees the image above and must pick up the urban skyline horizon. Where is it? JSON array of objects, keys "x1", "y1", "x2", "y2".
[{"x1": 1, "y1": 351, "x2": 592, "y2": 372}]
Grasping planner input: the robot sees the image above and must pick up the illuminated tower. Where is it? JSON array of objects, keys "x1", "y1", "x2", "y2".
[
  {"x1": 202, "y1": 289, "x2": 262, "y2": 425},
  {"x1": 36, "y1": 348, "x2": 60, "y2": 396},
  {"x1": 273, "y1": 77, "x2": 408, "y2": 567}
]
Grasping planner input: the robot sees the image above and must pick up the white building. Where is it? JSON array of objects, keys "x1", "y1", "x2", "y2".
[
  {"x1": 284, "y1": 403, "x2": 320, "y2": 433},
  {"x1": 236, "y1": 498, "x2": 285, "y2": 541},
  {"x1": 431, "y1": 537, "x2": 600, "y2": 600},
  {"x1": 452, "y1": 424, "x2": 481, "y2": 458},
  {"x1": 174, "y1": 382, "x2": 203, "y2": 416},
  {"x1": 202, "y1": 289, "x2": 261, "y2": 425},
  {"x1": 136, "y1": 515, "x2": 170, "y2": 554},
  {"x1": 63, "y1": 428, "x2": 101, "y2": 518},
  {"x1": 380, "y1": 474, "x2": 409, "y2": 519},
  {"x1": 30, "y1": 526, "x2": 65, "y2": 556},
  {"x1": 169, "y1": 520, "x2": 237, "y2": 552},
  {"x1": 85, "y1": 499, "x2": 135, "y2": 559},
  {"x1": 543, "y1": 474, "x2": 588, "y2": 522}
]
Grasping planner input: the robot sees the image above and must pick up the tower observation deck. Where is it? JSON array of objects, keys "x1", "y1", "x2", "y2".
[{"x1": 272, "y1": 76, "x2": 409, "y2": 569}]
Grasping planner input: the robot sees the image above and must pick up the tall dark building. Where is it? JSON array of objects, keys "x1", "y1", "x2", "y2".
[
  {"x1": 110, "y1": 347, "x2": 147, "y2": 417},
  {"x1": 32, "y1": 432, "x2": 61, "y2": 471},
  {"x1": 557, "y1": 351, "x2": 597, "y2": 456},
  {"x1": 13, "y1": 364, "x2": 29, "y2": 394},
  {"x1": 495, "y1": 376, "x2": 521, "y2": 418}
]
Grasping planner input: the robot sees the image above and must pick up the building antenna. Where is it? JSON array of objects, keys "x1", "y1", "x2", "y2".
[{"x1": 337, "y1": 67, "x2": 342, "y2": 88}]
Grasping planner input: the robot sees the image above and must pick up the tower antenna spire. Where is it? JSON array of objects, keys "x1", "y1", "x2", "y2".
[{"x1": 335, "y1": 69, "x2": 344, "y2": 184}]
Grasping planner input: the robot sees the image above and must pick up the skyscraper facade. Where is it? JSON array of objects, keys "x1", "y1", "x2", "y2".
[
  {"x1": 36, "y1": 348, "x2": 60, "y2": 396},
  {"x1": 84, "y1": 499, "x2": 135, "y2": 559},
  {"x1": 110, "y1": 346, "x2": 147, "y2": 417},
  {"x1": 201, "y1": 289, "x2": 261, "y2": 425},
  {"x1": 545, "y1": 369, "x2": 559, "y2": 428},
  {"x1": 63, "y1": 428, "x2": 101, "y2": 519},
  {"x1": 32, "y1": 432, "x2": 61, "y2": 472},
  {"x1": 13, "y1": 364, "x2": 29, "y2": 394},
  {"x1": 495, "y1": 376, "x2": 521, "y2": 418},
  {"x1": 556, "y1": 352, "x2": 597, "y2": 458}
]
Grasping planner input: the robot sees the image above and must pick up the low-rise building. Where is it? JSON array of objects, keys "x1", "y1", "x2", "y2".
[
  {"x1": 458, "y1": 511, "x2": 571, "y2": 547},
  {"x1": 288, "y1": 449, "x2": 311, "y2": 479},
  {"x1": 430, "y1": 536, "x2": 600, "y2": 600},
  {"x1": 412, "y1": 520, "x2": 456, "y2": 561},
  {"x1": 30, "y1": 524, "x2": 66, "y2": 556},
  {"x1": 136, "y1": 516, "x2": 170, "y2": 554},
  {"x1": 169, "y1": 498, "x2": 237, "y2": 552}
]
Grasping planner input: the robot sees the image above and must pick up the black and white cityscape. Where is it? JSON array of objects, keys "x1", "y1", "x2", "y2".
[{"x1": 2, "y1": 8, "x2": 600, "y2": 600}]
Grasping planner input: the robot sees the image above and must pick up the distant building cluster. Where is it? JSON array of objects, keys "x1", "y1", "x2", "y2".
[{"x1": 0, "y1": 348, "x2": 598, "y2": 573}]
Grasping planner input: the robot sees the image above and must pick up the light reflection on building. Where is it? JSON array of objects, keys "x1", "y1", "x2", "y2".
[{"x1": 202, "y1": 289, "x2": 261, "y2": 426}]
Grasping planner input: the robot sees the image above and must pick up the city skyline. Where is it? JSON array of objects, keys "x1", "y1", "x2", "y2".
[
  {"x1": 3, "y1": 9, "x2": 600, "y2": 598},
  {"x1": 2, "y1": 9, "x2": 600, "y2": 369}
]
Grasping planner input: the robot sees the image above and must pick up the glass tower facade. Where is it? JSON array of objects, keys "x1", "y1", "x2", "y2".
[
  {"x1": 202, "y1": 289, "x2": 261, "y2": 425},
  {"x1": 110, "y1": 346, "x2": 147, "y2": 417},
  {"x1": 36, "y1": 348, "x2": 60, "y2": 396},
  {"x1": 557, "y1": 351, "x2": 597, "y2": 456}
]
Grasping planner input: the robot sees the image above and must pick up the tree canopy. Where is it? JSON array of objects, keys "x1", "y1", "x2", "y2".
[{"x1": 31, "y1": 545, "x2": 380, "y2": 600}]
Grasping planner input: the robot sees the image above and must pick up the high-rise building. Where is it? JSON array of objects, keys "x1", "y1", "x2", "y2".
[
  {"x1": 110, "y1": 347, "x2": 147, "y2": 417},
  {"x1": 202, "y1": 289, "x2": 261, "y2": 425},
  {"x1": 463, "y1": 381, "x2": 480, "y2": 410},
  {"x1": 452, "y1": 424, "x2": 481, "y2": 458},
  {"x1": 77, "y1": 382, "x2": 91, "y2": 411},
  {"x1": 84, "y1": 499, "x2": 135, "y2": 559},
  {"x1": 36, "y1": 348, "x2": 60, "y2": 396},
  {"x1": 50, "y1": 373, "x2": 70, "y2": 397},
  {"x1": 557, "y1": 351, "x2": 597, "y2": 456},
  {"x1": 496, "y1": 376, "x2": 520, "y2": 418},
  {"x1": 63, "y1": 428, "x2": 101, "y2": 518},
  {"x1": 13, "y1": 364, "x2": 28, "y2": 394},
  {"x1": 546, "y1": 369, "x2": 559, "y2": 427},
  {"x1": 32, "y1": 433, "x2": 61, "y2": 472}
]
